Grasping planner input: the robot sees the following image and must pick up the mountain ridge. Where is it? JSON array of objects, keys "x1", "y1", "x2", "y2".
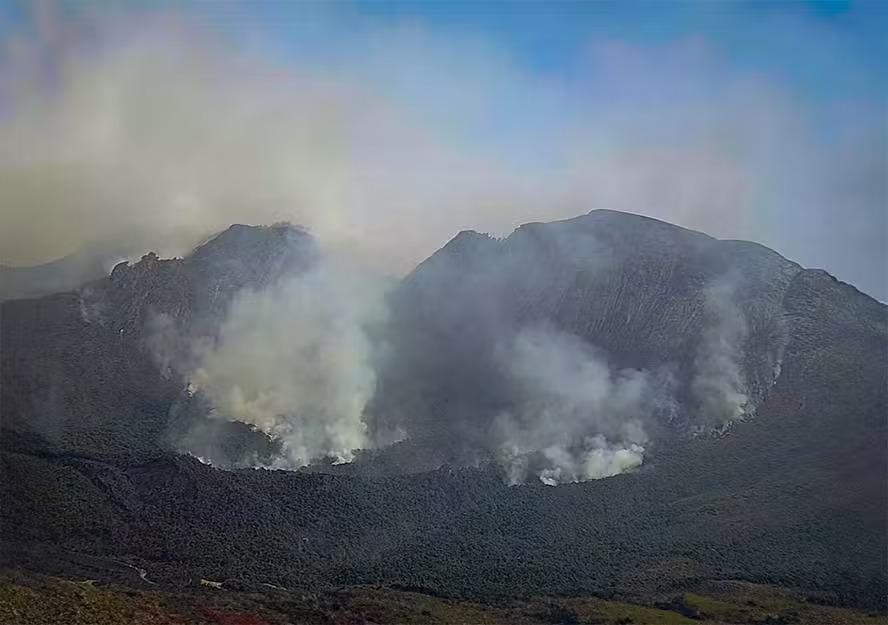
[{"x1": 1, "y1": 211, "x2": 885, "y2": 609}]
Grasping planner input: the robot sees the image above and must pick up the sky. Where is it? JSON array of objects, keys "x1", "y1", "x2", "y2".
[{"x1": 0, "y1": 0, "x2": 885, "y2": 298}]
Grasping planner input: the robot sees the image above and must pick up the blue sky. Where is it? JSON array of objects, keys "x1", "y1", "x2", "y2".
[
  {"x1": 199, "y1": 0, "x2": 888, "y2": 297},
  {"x1": 171, "y1": 1, "x2": 887, "y2": 174},
  {"x1": 5, "y1": 1, "x2": 880, "y2": 99},
  {"x1": 1, "y1": 1, "x2": 883, "y2": 137},
  {"x1": 176, "y1": 0, "x2": 887, "y2": 100},
  {"x1": 366, "y1": 1, "x2": 885, "y2": 96},
  {"x1": 180, "y1": 1, "x2": 887, "y2": 149},
  {"x1": 0, "y1": 0, "x2": 884, "y2": 90}
]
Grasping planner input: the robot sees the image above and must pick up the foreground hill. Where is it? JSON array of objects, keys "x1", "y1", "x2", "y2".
[
  {"x1": 1, "y1": 211, "x2": 885, "y2": 611},
  {"x1": 2, "y1": 569, "x2": 885, "y2": 625}
]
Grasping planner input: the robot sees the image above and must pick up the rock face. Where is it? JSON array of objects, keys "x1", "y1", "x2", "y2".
[
  {"x1": 0, "y1": 223, "x2": 315, "y2": 461},
  {"x1": 83, "y1": 223, "x2": 316, "y2": 345}
]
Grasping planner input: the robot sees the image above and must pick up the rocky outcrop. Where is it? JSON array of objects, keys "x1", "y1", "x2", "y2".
[{"x1": 80, "y1": 223, "x2": 315, "y2": 343}]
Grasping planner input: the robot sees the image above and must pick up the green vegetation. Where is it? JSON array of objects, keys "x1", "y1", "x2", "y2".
[{"x1": 1, "y1": 570, "x2": 885, "y2": 625}]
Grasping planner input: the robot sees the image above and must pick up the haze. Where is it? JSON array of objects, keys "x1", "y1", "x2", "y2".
[{"x1": 0, "y1": 0, "x2": 884, "y2": 298}]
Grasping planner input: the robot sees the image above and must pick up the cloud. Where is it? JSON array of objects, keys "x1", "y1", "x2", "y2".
[{"x1": 0, "y1": 2, "x2": 883, "y2": 299}]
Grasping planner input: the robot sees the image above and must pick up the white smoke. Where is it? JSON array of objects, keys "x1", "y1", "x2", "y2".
[
  {"x1": 493, "y1": 326, "x2": 672, "y2": 485},
  {"x1": 538, "y1": 436, "x2": 647, "y2": 486},
  {"x1": 691, "y1": 280, "x2": 750, "y2": 428},
  {"x1": 188, "y1": 257, "x2": 388, "y2": 467}
]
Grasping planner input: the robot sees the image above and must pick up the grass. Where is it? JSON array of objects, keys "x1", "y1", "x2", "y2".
[
  {"x1": 566, "y1": 597, "x2": 699, "y2": 625},
  {"x1": 1, "y1": 569, "x2": 885, "y2": 625},
  {"x1": 0, "y1": 576, "x2": 182, "y2": 625}
]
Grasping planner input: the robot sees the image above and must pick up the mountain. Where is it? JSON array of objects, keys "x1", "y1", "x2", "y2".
[
  {"x1": 1, "y1": 223, "x2": 315, "y2": 462},
  {"x1": 1, "y1": 211, "x2": 885, "y2": 611},
  {"x1": 367, "y1": 210, "x2": 804, "y2": 471},
  {"x1": 0, "y1": 249, "x2": 125, "y2": 302}
]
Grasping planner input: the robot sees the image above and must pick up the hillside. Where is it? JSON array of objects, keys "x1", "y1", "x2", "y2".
[
  {"x1": 1, "y1": 211, "x2": 885, "y2": 612},
  {"x1": 1, "y1": 223, "x2": 314, "y2": 462},
  {"x1": 2, "y1": 569, "x2": 885, "y2": 625}
]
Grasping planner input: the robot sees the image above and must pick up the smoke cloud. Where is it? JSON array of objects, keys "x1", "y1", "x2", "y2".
[
  {"x1": 188, "y1": 258, "x2": 388, "y2": 467},
  {"x1": 691, "y1": 280, "x2": 750, "y2": 428},
  {"x1": 0, "y1": 3, "x2": 884, "y2": 298},
  {"x1": 493, "y1": 326, "x2": 674, "y2": 485}
]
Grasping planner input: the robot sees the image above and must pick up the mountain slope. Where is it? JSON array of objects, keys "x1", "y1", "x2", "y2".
[
  {"x1": 369, "y1": 210, "x2": 804, "y2": 468},
  {"x1": 1, "y1": 223, "x2": 315, "y2": 461},
  {"x1": 1, "y1": 211, "x2": 885, "y2": 610}
]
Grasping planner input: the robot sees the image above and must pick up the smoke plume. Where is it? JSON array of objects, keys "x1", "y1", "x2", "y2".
[
  {"x1": 493, "y1": 326, "x2": 674, "y2": 485},
  {"x1": 691, "y1": 280, "x2": 750, "y2": 427},
  {"x1": 188, "y1": 258, "x2": 388, "y2": 467}
]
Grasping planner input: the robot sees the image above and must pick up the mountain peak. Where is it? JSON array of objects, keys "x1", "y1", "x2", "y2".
[{"x1": 188, "y1": 222, "x2": 315, "y2": 264}]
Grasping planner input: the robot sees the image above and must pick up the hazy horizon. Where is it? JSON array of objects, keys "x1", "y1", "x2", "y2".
[{"x1": 0, "y1": 0, "x2": 885, "y2": 298}]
